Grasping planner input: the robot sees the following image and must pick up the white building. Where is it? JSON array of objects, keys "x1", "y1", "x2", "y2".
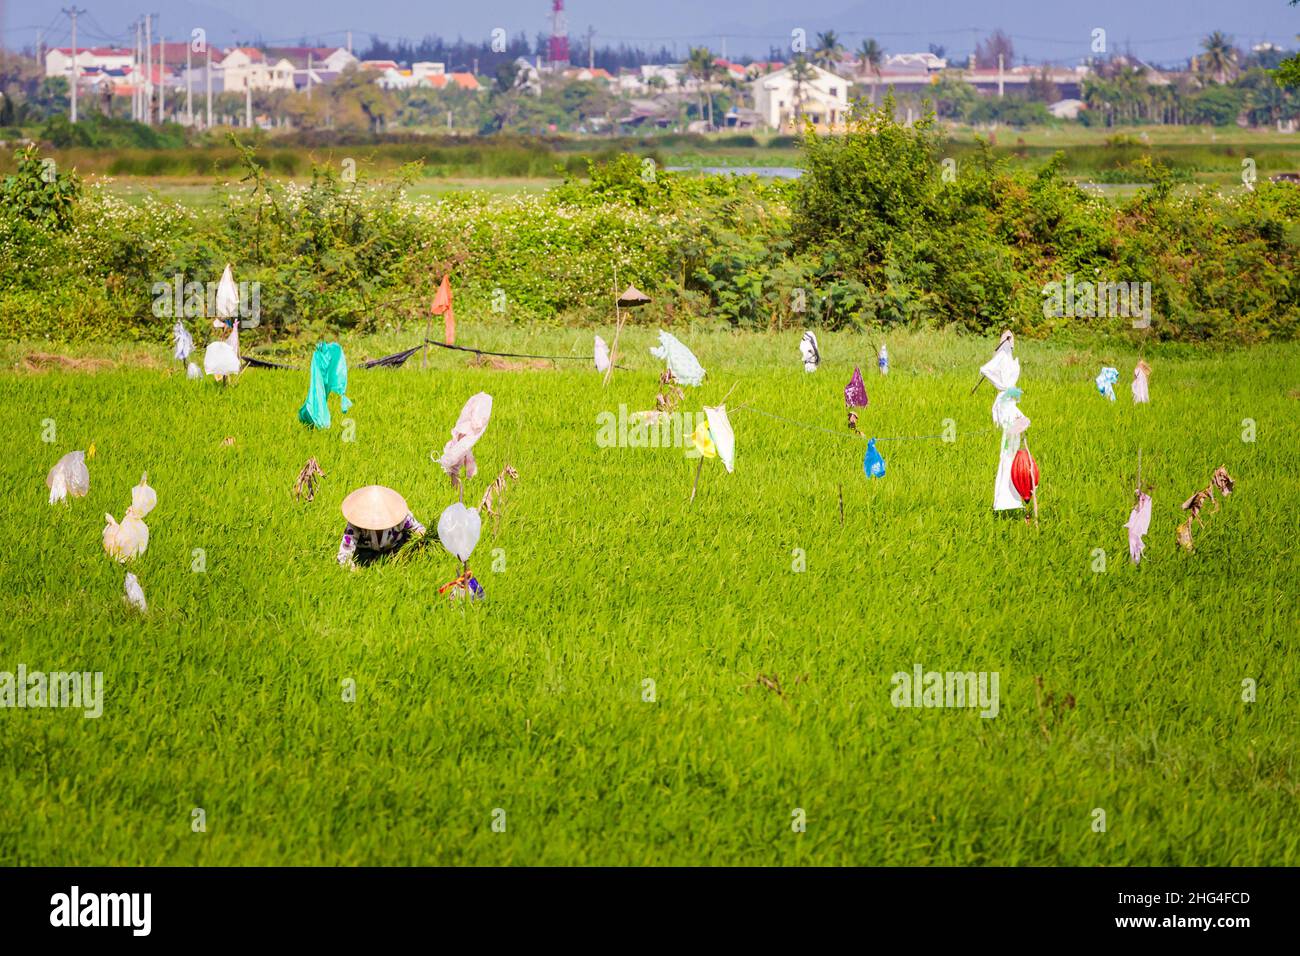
[
  {"x1": 752, "y1": 63, "x2": 849, "y2": 131},
  {"x1": 640, "y1": 64, "x2": 681, "y2": 89},
  {"x1": 216, "y1": 48, "x2": 296, "y2": 93},
  {"x1": 45, "y1": 47, "x2": 133, "y2": 79}
]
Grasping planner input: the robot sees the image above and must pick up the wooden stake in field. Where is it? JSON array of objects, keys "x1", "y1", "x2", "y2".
[{"x1": 605, "y1": 282, "x2": 651, "y2": 387}]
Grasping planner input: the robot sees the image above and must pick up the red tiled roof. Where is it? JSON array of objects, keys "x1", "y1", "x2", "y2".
[{"x1": 430, "y1": 73, "x2": 480, "y2": 90}]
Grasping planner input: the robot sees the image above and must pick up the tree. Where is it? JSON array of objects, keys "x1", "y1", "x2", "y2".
[
  {"x1": 1241, "y1": 68, "x2": 1297, "y2": 126},
  {"x1": 814, "y1": 31, "x2": 844, "y2": 72},
  {"x1": 927, "y1": 72, "x2": 978, "y2": 121},
  {"x1": 789, "y1": 55, "x2": 816, "y2": 129},
  {"x1": 975, "y1": 30, "x2": 1014, "y2": 70},
  {"x1": 330, "y1": 64, "x2": 397, "y2": 132},
  {"x1": 858, "y1": 38, "x2": 885, "y2": 104},
  {"x1": 1200, "y1": 31, "x2": 1239, "y2": 85},
  {"x1": 686, "y1": 46, "x2": 716, "y2": 128},
  {"x1": 1189, "y1": 85, "x2": 1246, "y2": 125},
  {"x1": 1273, "y1": 1, "x2": 1300, "y2": 88},
  {"x1": 1026, "y1": 67, "x2": 1060, "y2": 104}
]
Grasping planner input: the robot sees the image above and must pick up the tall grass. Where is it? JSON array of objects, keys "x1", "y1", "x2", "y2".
[{"x1": 0, "y1": 329, "x2": 1296, "y2": 865}]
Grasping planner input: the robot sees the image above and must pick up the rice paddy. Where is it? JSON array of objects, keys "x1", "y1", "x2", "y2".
[{"x1": 1, "y1": 327, "x2": 1296, "y2": 865}]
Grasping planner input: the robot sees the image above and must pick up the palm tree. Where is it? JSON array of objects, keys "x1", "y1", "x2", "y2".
[
  {"x1": 1200, "y1": 31, "x2": 1238, "y2": 85},
  {"x1": 814, "y1": 31, "x2": 844, "y2": 72},
  {"x1": 858, "y1": 38, "x2": 885, "y2": 104},
  {"x1": 686, "y1": 46, "x2": 716, "y2": 129},
  {"x1": 789, "y1": 55, "x2": 816, "y2": 130}
]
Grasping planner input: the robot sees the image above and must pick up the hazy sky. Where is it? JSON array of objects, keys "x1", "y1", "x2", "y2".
[{"x1": 8, "y1": 0, "x2": 1298, "y2": 65}]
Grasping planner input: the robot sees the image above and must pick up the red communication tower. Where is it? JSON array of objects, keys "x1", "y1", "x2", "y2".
[{"x1": 548, "y1": 0, "x2": 570, "y2": 66}]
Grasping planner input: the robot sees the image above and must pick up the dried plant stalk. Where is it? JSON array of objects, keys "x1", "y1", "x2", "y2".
[
  {"x1": 479, "y1": 463, "x2": 520, "y2": 531},
  {"x1": 294, "y1": 458, "x2": 326, "y2": 502}
]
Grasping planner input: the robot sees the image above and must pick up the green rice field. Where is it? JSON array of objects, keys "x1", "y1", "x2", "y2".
[{"x1": 0, "y1": 328, "x2": 1296, "y2": 865}]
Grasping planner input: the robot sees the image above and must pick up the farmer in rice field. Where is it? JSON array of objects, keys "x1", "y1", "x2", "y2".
[{"x1": 336, "y1": 485, "x2": 427, "y2": 567}]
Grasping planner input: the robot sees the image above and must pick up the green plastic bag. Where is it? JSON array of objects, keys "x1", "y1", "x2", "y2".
[{"x1": 298, "y1": 342, "x2": 352, "y2": 429}]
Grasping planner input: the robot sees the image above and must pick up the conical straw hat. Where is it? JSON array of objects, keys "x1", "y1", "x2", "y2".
[
  {"x1": 617, "y1": 285, "x2": 651, "y2": 307},
  {"x1": 341, "y1": 485, "x2": 409, "y2": 530}
]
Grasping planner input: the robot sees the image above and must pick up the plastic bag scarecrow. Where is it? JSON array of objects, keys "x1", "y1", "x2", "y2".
[
  {"x1": 103, "y1": 473, "x2": 157, "y2": 562},
  {"x1": 436, "y1": 503, "x2": 484, "y2": 600},
  {"x1": 1125, "y1": 492, "x2": 1152, "y2": 564},
  {"x1": 1096, "y1": 366, "x2": 1119, "y2": 402},
  {"x1": 799, "y1": 332, "x2": 820, "y2": 372},
  {"x1": 650, "y1": 331, "x2": 705, "y2": 387},
  {"x1": 336, "y1": 485, "x2": 426, "y2": 567},
  {"x1": 47, "y1": 450, "x2": 90, "y2": 505},
  {"x1": 436, "y1": 393, "x2": 493, "y2": 485},
  {"x1": 978, "y1": 331, "x2": 1032, "y2": 513},
  {"x1": 173, "y1": 321, "x2": 200, "y2": 378},
  {"x1": 688, "y1": 404, "x2": 734, "y2": 502},
  {"x1": 594, "y1": 335, "x2": 611, "y2": 374},
  {"x1": 203, "y1": 264, "x2": 242, "y2": 380},
  {"x1": 432, "y1": 393, "x2": 493, "y2": 595},
  {"x1": 1132, "y1": 360, "x2": 1151, "y2": 404},
  {"x1": 298, "y1": 342, "x2": 352, "y2": 429},
  {"x1": 173, "y1": 320, "x2": 194, "y2": 363},
  {"x1": 844, "y1": 366, "x2": 868, "y2": 434},
  {"x1": 431, "y1": 274, "x2": 455, "y2": 346},
  {"x1": 864, "y1": 439, "x2": 886, "y2": 478}
]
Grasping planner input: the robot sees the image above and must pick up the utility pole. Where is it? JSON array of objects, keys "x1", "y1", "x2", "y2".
[
  {"x1": 245, "y1": 79, "x2": 251, "y2": 127},
  {"x1": 62, "y1": 8, "x2": 86, "y2": 123},
  {"x1": 997, "y1": 52, "x2": 1004, "y2": 97},
  {"x1": 144, "y1": 13, "x2": 153, "y2": 125},
  {"x1": 307, "y1": 51, "x2": 312, "y2": 101},
  {"x1": 185, "y1": 40, "x2": 192, "y2": 125},
  {"x1": 346, "y1": 29, "x2": 352, "y2": 55},
  {"x1": 205, "y1": 44, "x2": 212, "y2": 128},
  {"x1": 587, "y1": 26, "x2": 595, "y2": 71},
  {"x1": 159, "y1": 31, "x2": 166, "y2": 121},
  {"x1": 131, "y1": 19, "x2": 139, "y2": 121}
]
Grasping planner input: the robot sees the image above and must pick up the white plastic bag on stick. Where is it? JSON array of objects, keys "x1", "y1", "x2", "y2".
[{"x1": 437, "y1": 503, "x2": 481, "y2": 562}]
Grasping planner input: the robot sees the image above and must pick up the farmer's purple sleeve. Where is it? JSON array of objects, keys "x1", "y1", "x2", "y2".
[{"x1": 406, "y1": 513, "x2": 426, "y2": 536}]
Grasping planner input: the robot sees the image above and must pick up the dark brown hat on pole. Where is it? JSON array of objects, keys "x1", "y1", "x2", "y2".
[{"x1": 617, "y1": 285, "x2": 651, "y2": 308}]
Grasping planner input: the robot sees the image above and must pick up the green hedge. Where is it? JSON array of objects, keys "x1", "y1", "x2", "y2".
[{"x1": 2, "y1": 122, "x2": 1297, "y2": 345}]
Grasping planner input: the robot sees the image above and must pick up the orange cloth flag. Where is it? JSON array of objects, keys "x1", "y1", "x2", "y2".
[{"x1": 431, "y1": 274, "x2": 455, "y2": 345}]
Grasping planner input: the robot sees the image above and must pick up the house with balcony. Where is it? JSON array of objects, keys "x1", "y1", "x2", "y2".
[
  {"x1": 751, "y1": 63, "x2": 849, "y2": 131},
  {"x1": 216, "y1": 48, "x2": 296, "y2": 93}
]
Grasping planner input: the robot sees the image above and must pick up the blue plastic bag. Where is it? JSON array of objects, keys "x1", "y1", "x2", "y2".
[
  {"x1": 864, "y1": 438, "x2": 886, "y2": 478},
  {"x1": 299, "y1": 342, "x2": 352, "y2": 429},
  {"x1": 1095, "y1": 366, "x2": 1119, "y2": 402}
]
